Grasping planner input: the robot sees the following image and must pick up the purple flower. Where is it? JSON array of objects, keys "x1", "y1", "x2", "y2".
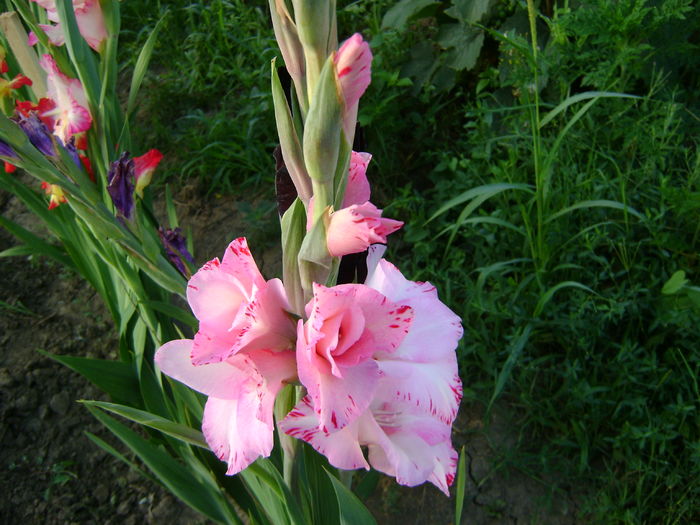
[
  {"x1": 0, "y1": 139, "x2": 17, "y2": 159},
  {"x1": 158, "y1": 227, "x2": 194, "y2": 276},
  {"x1": 16, "y1": 113, "x2": 55, "y2": 157},
  {"x1": 107, "y1": 152, "x2": 135, "y2": 220}
]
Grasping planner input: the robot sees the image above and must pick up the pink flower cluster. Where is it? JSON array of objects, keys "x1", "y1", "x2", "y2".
[
  {"x1": 156, "y1": 240, "x2": 462, "y2": 493},
  {"x1": 154, "y1": 32, "x2": 462, "y2": 495}
]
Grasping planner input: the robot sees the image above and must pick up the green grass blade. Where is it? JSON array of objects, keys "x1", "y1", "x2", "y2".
[
  {"x1": 126, "y1": 15, "x2": 165, "y2": 117},
  {"x1": 545, "y1": 199, "x2": 644, "y2": 223},
  {"x1": 539, "y1": 91, "x2": 641, "y2": 128},
  {"x1": 533, "y1": 280, "x2": 596, "y2": 317},
  {"x1": 428, "y1": 183, "x2": 534, "y2": 223},
  {"x1": 487, "y1": 324, "x2": 533, "y2": 414},
  {"x1": 454, "y1": 446, "x2": 467, "y2": 525}
]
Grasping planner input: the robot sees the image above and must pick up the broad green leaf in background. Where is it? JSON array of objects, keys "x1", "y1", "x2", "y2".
[
  {"x1": 662, "y1": 270, "x2": 689, "y2": 295},
  {"x1": 381, "y1": 0, "x2": 440, "y2": 29}
]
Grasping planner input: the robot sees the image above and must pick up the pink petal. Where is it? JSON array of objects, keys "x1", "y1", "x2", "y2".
[
  {"x1": 343, "y1": 151, "x2": 372, "y2": 207},
  {"x1": 38, "y1": 23, "x2": 66, "y2": 46},
  {"x1": 327, "y1": 202, "x2": 403, "y2": 257},
  {"x1": 280, "y1": 396, "x2": 370, "y2": 470},
  {"x1": 376, "y1": 359, "x2": 462, "y2": 425},
  {"x1": 203, "y1": 394, "x2": 274, "y2": 475},
  {"x1": 154, "y1": 339, "x2": 250, "y2": 399},
  {"x1": 39, "y1": 54, "x2": 91, "y2": 142},
  {"x1": 233, "y1": 278, "x2": 296, "y2": 354},
  {"x1": 364, "y1": 416, "x2": 458, "y2": 496},
  {"x1": 220, "y1": 237, "x2": 266, "y2": 291},
  {"x1": 73, "y1": 0, "x2": 107, "y2": 51},
  {"x1": 334, "y1": 34, "x2": 372, "y2": 113},
  {"x1": 296, "y1": 284, "x2": 413, "y2": 432}
]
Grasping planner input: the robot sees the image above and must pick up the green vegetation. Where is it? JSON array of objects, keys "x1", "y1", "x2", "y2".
[{"x1": 120, "y1": 0, "x2": 700, "y2": 521}]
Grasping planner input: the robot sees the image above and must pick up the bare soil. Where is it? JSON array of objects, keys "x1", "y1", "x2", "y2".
[{"x1": 0, "y1": 186, "x2": 580, "y2": 524}]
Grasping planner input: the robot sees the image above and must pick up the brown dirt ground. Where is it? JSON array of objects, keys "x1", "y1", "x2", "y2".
[{"x1": 1, "y1": 184, "x2": 580, "y2": 524}]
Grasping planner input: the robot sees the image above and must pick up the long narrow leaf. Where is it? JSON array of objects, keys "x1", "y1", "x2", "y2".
[
  {"x1": 533, "y1": 280, "x2": 596, "y2": 317},
  {"x1": 82, "y1": 400, "x2": 207, "y2": 448},
  {"x1": 540, "y1": 91, "x2": 641, "y2": 128},
  {"x1": 39, "y1": 350, "x2": 142, "y2": 407},
  {"x1": 487, "y1": 324, "x2": 533, "y2": 413},
  {"x1": 428, "y1": 183, "x2": 534, "y2": 222},
  {"x1": 545, "y1": 199, "x2": 644, "y2": 223},
  {"x1": 86, "y1": 406, "x2": 240, "y2": 525}
]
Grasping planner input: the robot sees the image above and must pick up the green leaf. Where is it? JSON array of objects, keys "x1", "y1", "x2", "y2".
[
  {"x1": 440, "y1": 25, "x2": 484, "y2": 71},
  {"x1": 85, "y1": 431, "x2": 156, "y2": 484},
  {"x1": 662, "y1": 270, "x2": 689, "y2": 295},
  {"x1": 487, "y1": 324, "x2": 533, "y2": 413},
  {"x1": 326, "y1": 469, "x2": 377, "y2": 525},
  {"x1": 81, "y1": 401, "x2": 207, "y2": 448},
  {"x1": 428, "y1": 183, "x2": 534, "y2": 222},
  {"x1": 455, "y1": 446, "x2": 467, "y2": 525},
  {"x1": 0, "y1": 214, "x2": 74, "y2": 268},
  {"x1": 86, "y1": 406, "x2": 239, "y2": 524},
  {"x1": 127, "y1": 15, "x2": 165, "y2": 117},
  {"x1": 540, "y1": 91, "x2": 642, "y2": 129},
  {"x1": 534, "y1": 281, "x2": 596, "y2": 317},
  {"x1": 545, "y1": 199, "x2": 644, "y2": 223},
  {"x1": 39, "y1": 350, "x2": 142, "y2": 407},
  {"x1": 382, "y1": 0, "x2": 440, "y2": 29},
  {"x1": 445, "y1": 0, "x2": 494, "y2": 23}
]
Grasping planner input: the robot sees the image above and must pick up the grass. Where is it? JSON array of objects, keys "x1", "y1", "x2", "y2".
[{"x1": 115, "y1": 0, "x2": 700, "y2": 522}]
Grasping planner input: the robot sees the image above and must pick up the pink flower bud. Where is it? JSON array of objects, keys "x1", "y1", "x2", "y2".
[
  {"x1": 334, "y1": 33, "x2": 372, "y2": 141},
  {"x1": 326, "y1": 202, "x2": 403, "y2": 257}
]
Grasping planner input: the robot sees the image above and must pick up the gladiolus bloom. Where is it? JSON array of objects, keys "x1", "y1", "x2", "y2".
[
  {"x1": 0, "y1": 74, "x2": 33, "y2": 99},
  {"x1": 155, "y1": 238, "x2": 297, "y2": 475},
  {"x1": 41, "y1": 181, "x2": 67, "y2": 209},
  {"x1": 39, "y1": 54, "x2": 91, "y2": 143},
  {"x1": 28, "y1": 0, "x2": 107, "y2": 52},
  {"x1": 186, "y1": 237, "x2": 296, "y2": 365},
  {"x1": 133, "y1": 149, "x2": 163, "y2": 198},
  {"x1": 281, "y1": 248, "x2": 463, "y2": 493},
  {"x1": 326, "y1": 202, "x2": 403, "y2": 257}
]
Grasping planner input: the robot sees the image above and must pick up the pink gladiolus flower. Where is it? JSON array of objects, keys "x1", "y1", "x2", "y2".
[
  {"x1": 185, "y1": 237, "x2": 296, "y2": 365},
  {"x1": 155, "y1": 237, "x2": 298, "y2": 475},
  {"x1": 156, "y1": 340, "x2": 297, "y2": 475},
  {"x1": 28, "y1": 0, "x2": 107, "y2": 52},
  {"x1": 39, "y1": 55, "x2": 91, "y2": 143},
  {"x1": 334, "y1": 33, "x2": 372, "y2": 141},
  {"x1": 281, "y1": 247, "x2": 463, "y2": 493},
  {"x1": 133, "y1": 149, "x2": 163, "y2": 198},
  {"x1": 326, "y1": 202, "x2": 403, "y2": 257}
]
